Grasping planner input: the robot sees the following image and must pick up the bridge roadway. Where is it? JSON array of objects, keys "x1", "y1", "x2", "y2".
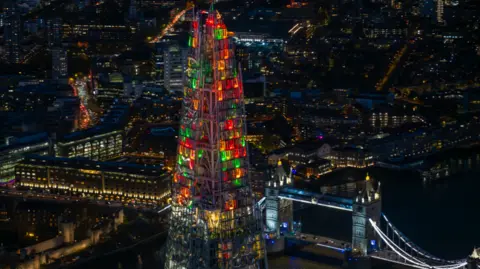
[
  {"x1": 286, "y1": 232, "x2": 350, "y2": 252},
  {"x1": 278, "y1": 187, "x2": 353, "y2": 211},
  {"x1": 370, "y1": 250, "x2": 428, "y2": 269}
]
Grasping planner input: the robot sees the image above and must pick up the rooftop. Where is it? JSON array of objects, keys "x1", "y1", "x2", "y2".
[
  {"x1": 21, "y1": 154, "x2": 169, "y2": 178},
  {"x1": 57, "y1": 125, "x2": 122, "y2": 144},
  {"x1": 0, "y1": 132, "x2": 49, "y2": 153}
]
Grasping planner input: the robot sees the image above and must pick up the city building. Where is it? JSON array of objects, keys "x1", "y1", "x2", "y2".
[
  {"x1": 52, "y1": 48, "x2": 68, "y2": 83},
  {"x1": 48, "y1": 96, "x2": 81, "y2": 133},
  {"x1": 165, "y1": 9, "x2": 266, "y2": 269},
  {"x1": 163, "y1": 42, "x2": 188, "y2": 93},
  {"x1": 62, "y1": 23, "x2": 133, "y2": 41},
  {"x1": 47, "y1": 17, "x2": 63, "y2": 47},
  {"x1": 437, "y1": 0, "x2": 444, "y2": 24},
  {"x1": 301, "y1": 159, "x2": 333, "y2": 178},
  {"x1": 327, "y1": 148, "x2": 374, "y2": 168},
  {"x1": 151, "y1": 40, "x2": 188, "y2": 92},
  {"x1": 54, "y1": 126, "x2": 123, "y2": 161},
  {"x1": 267, "y1": 140, "x2": 331, "y2": 166},
  {"x1": 0, "y1": 133, "x2": 50, "y2": 184},
  {"x1": 369, "y1": 105, "x2": 424, "y2": 129},
  {"x1": 15, "y1": 155, "x2": 170, "y2": 204},
  {"x1": 4, "y1": 0, "x2": 21, "y2": 64}
]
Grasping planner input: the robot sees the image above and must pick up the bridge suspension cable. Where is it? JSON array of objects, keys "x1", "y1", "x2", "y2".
[
  {"x1": 369, "y1": 219, "x2": 467, "y2": 269},
  {"x1": 382, "y1": 214, "x2": 466, "y2": 264}
]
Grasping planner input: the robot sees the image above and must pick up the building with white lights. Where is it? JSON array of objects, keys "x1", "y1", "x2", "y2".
[
  {"x1": 16, "y1": 155, "x2": 170, "y2": 204},
  {"x1": 55, "y1": 126, "x2": 123, "y2": 161}
]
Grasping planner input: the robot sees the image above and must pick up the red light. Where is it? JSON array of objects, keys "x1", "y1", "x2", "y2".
[
  {"x1": 226, "y1": 120, "x2": 233, "y2": 130},
  {"x1": 189, "y1": 160, "x2": 194, "y2": 169},
  {"x1": 207, "y1": 19, "x2": 214, "y2": 25},
  {"x1": 193, "y1": 21, "x2": 198, "y2": 29}
]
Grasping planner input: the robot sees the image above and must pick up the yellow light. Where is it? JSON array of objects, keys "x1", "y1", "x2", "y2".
[
  {"x1": 79, "y1": 169, "x2": 101, "y2": 174},
  {"x1": 366, "y1": 173, "x2": 370, "y2": 181}
]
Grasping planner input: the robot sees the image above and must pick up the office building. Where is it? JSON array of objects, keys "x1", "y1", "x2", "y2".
[
  {"x1": 52, "y1": 48, "x2": 68, "y2": 82},
  {"x1": 164, "y1": 8, "x2": 266, "y2": 269},
  {"x1": 4, "y1": 0, "x2": 21, "y2": 64},
  {"x1": 163, "y1": 42, "x2": 188, "y2": 93},
  {"x1": 15, "y1": 155, "x2": 170, "y2": 204},
  {"x1": 55, "y1": 126, "x2": 123, "y2": 161},
  {"x1": 0, "y1": 133, "x2": 50, "y2": 184},
  {"x1": 47, "y1": 17, "x2": 63, "y2": 47}
]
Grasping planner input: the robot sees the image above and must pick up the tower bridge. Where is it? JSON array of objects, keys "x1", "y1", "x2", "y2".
[{"x1": 263, "y1": 161, "x2": 478, "y2": 269}]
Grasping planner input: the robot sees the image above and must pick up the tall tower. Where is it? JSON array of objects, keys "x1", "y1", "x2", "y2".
[
  {"x1": 164, "y1": 7, "x2": 267, "y2": 269},
  {"x1": 52, "y1": 47, "x2": 68, "y2": 83},
  {"x1": 4, "y1": 0, "x2": 21, "y2": 64},
  {"x1": 436, "y1": 0, "x2": 444, "y2": 24},
  {"x1": 265, "y1": 161, "x2": 292, "y2": 236},
  {"x1": 164, "y1": 42, "x2": 188, "y2": 93},
  {"x1": 47, "y1": 17, "x2": 63, "y2": 47},
  {"x1": 352, "y1": 173, "x2": 381, "y2": 256}
]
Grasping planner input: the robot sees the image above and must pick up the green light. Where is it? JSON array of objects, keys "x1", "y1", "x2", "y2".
[
  {"x1": 241, "y1": 137, "x2": 246, "y2": 147},
  {"x1": 198, "y1": 150, "x2": 203, "y2": 158},
  {"x1": 187, "y1": 200, "x2": 193, "y2": 209},
  {"x1": 188, "y1": 36, "x2": 192, "y2": 47},
  {"x1": 233, "y1": 179, "x2": 241, "y2": 186},
  {"x1": 221, "y1": 151, "x2": 226, "y2": 162},
  {"x1": 215, "y1": 29, "x2": 223, "y2": 40},
  {"x1": 235, "y1": 159, "x2": 240, "y2": 168},
  {"x1": 177, "y1": 156, "x2": 182, "y2": 165}
]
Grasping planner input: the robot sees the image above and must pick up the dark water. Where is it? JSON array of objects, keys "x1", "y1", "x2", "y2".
[{"x1": 296, "y1": 166, "x2": 480, "y2": 261}]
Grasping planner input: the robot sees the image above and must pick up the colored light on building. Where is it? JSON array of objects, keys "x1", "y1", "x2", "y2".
[{"x1": 165, "y1": 7, "x2": 265, "y2": 269}]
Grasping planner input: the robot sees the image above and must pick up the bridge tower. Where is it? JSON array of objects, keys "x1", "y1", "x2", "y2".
[
  {"x1": 265, "y1": 160, "x2": 293, "y2": 253},
  {"x1": 467, "y1": 248, "x2": 480, "y2": 269},
  {"x1": 352, "y1": 173, "x2": 382, "y2": 256}
]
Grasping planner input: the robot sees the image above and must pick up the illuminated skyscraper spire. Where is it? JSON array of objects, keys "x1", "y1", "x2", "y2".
[{"x1": 164, "y1": 6, "x2": 267, "y2": 269}]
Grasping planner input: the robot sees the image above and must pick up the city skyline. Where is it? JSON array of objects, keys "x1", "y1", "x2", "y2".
[{"x1": 0, "y1": 0, "x2": 480, "y2": 268}]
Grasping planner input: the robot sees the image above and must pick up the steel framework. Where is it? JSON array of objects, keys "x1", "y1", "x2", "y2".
[{"x1": 164, "y1": 6, "x2": 266, "y2": 269}]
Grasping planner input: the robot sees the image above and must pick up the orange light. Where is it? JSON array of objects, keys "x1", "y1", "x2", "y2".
[
  {"x1": 220, "y1": 141, "x2": 226, "y2": 151},
  {"x1": 218, "y1": 60, "x2": 225, "y2": 71}
]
